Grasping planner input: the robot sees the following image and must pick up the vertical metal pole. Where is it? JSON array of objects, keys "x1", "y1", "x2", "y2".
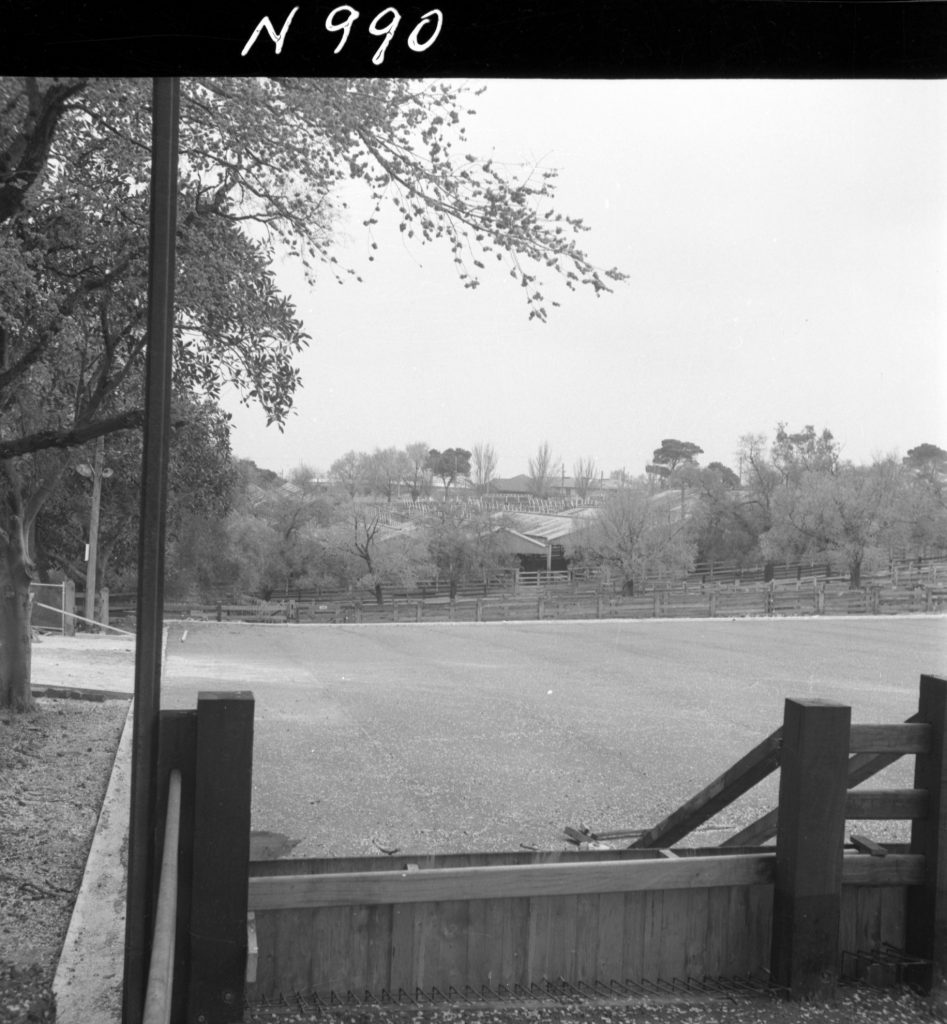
[{"x1": 123, "y1": 77, "x2": 180, "y2": 1024}]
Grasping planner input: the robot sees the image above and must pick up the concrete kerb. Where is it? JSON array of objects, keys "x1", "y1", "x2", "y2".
[{"x1": 53, "y1": 627, "x2": 168, "y2": 1024}]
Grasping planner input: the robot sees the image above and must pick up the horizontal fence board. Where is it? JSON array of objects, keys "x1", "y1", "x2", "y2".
[
  {"x1": 849, "y1": 724, "x2": 932, "y2": 755},
  {"x1": 845, "y1": 789, "x2": 929, "y2": 820},
  {"x1": 841, "y1": 853, "x2": 925, "y2": 886},
  {"x1": 248, "y1": 854, "x2": 778, "y2": 911}
]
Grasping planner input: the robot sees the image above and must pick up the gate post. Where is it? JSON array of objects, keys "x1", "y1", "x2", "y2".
[
  {"x1": 187, "y1": 692, "x2": 254, "y2": 1024},
  {"x1": 907, "y1": 675, "x2": 947, "y2": 992},
  {"x1": 770, "y1": 698, "x2": 851, "y2": 999}
]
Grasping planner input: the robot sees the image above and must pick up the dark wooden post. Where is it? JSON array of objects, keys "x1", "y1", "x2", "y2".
[
  {"x1": 907, "y1": 675, "x2": 947, "y2": 991},
  {"x1": 187, "y1": 692, "x2": 254, "y2": 1024},
  {"x1": 770, "y1": 698, "x2": 851, "y2": 999}
]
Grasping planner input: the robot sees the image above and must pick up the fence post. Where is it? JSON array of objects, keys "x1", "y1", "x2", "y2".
[
  {"x1": 187, "y1": 691, "x2": 254, "y2": 1024},
  {"x1": 63, "y1": 579, "x2": 76, "y2": 636},
  {"x1": 709, "y1": 591, "x2": 717, "y2": 618},
  {"x1": 415, "y1": 602, "x2": 422, "y2": 623},
  {"x1": 537, "y1": 595, "x2": 544, "y2": 620},
  {"x1": 595, "y1": 592, "x2": 602, "y2": 619},
  {"x1": 99, "y1": 587, "x2": 110, "y2": 629},
  {"x1": 770, "y1": 698, "x2": 851, "y2": 999},
  {"x1": 475, "y1": 598, "x2": 483, "y2": 622},
  {"x1": 906, "y1": 675, "x2": 947, "y2": 992}
]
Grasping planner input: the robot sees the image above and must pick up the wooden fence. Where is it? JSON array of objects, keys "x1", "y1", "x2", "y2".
[
  {"x1": 242, "y1": 675, "x2": 947, "y2": 1005},
  {"x1": 102, "y1": 578, "x2": 946, "y2": 630}
]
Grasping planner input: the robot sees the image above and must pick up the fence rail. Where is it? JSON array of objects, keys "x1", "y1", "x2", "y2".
[{"x1": 103, "y1": 579, "x2": 946, "y2": 628}]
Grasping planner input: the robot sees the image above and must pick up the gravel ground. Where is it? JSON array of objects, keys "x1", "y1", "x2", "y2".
[
  {"x1": 0, "y1": 695, "x2": 129, "y2": 1023},
  {"x1": 239, "y1": 987, "x2": 944, "y2": 1023}
]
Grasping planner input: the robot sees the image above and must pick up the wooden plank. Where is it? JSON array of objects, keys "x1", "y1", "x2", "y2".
[
  {"x1": 849, "y1": 723, "x2": 932, "y2": 754},
  {"x1": 573, "y1": 893, "x2": 599, "y2": 982},
  {"x1": 907, "y1": 675, "x2": 947, "y2": 990},
  {"x1": 637, "y1": 891, "x2": 663, "y2": 983},
  {"x1": 388, "y1": 903, "x2": 415, "y2": 995},
  {"x1": 770, "y1": 698, "x2": 851, "y2": 999},
  {"x1": 595, "y1": 892, "x2": 625, "y2": 983},
  {"x1": 466, "y1": 897, "x2": 509, "y2": 991},
  {"x1": 657, "y1": 889, "x2": 690, "y2": 981},
  {"x1": 841, "y1": 853, "x2": 925, "y2": 886},
  {"x1": 526, "y1": 895, "x2": 555, "y2": 983},
  {"x1": 247, "y1": 853, "x2": 777, "y2": 910},
  {"x1": 417, "y1": 899, "x2": 469, "y2": 993},
  {"x1": 845, "y1": 788, "x2": 929, "y2": 820},
  {"x1": 630, "y1": 728, "x2": 782, "y2": 849}
]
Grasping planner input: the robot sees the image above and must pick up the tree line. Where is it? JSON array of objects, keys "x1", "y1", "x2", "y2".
[{"x1": 40, "y1": 426, "x2": 942, "y2": 613}]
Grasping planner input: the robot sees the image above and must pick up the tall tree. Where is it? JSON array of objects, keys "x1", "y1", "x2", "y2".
[
  {"x1": 328, "y1": 450, "x2": 369, "y2": 499},
  {"x1": 771, "y1": 423, "x2": 839, "y2": 483},
  {"x1": 366, "y1": 447, "x2": 411, "y2": 502},
  {"x1": 427, "y1": 448, "x2": 471, "y2": 500},
  {"x1": 423, "y1": 506, "x2": 514, "y2": 600},
  {"x1": 650, "y1": 439, "x2": 703, "y2": 519},
  {"x1": 576, "y1": 483, "x2": 696, "y2": 592},
  {"x1": 762, "y1": 459, "x2": 903, "y2": 587},
  {"x1": 527, "y1": 440, "x2": 558, "y2": 498},
  {"x1": 405, "y1": 441, "x2": 432, "y2": 501},
  {"x1": 572, "y1": 456, "x2": 598, "y2": 500},
  {"x1": 472, "y1": 442, "x2": 498, "y2": 496},
  {"x1": 0, "y1": 76, "x2": 624, "y2": 709}
]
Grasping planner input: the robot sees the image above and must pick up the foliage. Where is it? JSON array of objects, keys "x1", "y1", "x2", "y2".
[
  {"x1": 761, "y1": 459, "x2": 903, "y2": 587},
  {"x1": 575, "y1": 483, "x2": 696, "y2": 590},
  {"x1": 650, "y1": 439, "x2": 703, "y2": 473},
  {"x1": 329, "y1": 450, "x2": 370, "y2": 498},
  {"x1": 33, "y1": 398, "x2": 235, "y2": 594},
  {"x1": 771, "y1": 423, "x2": 839, "y2": 483},
  {"x1": 426, "y1": 447, "x2": 471, "y2": 499},
  {"x1": 405, "y1": 441, "x2": 432, "y2": 500},
  {"x1": 424, "y1": 506, "x2": 514, "y2": 599},
  {"x1": 366, "y1": 447, "x2": 412, "y2": 502}
]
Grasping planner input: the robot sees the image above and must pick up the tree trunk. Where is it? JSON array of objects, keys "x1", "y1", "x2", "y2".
[
  {"x1": 849, "y1": 557, "x2": 862, "y2": 590},
  {"x1": 0, "y1": 530, "x2": 34, "y2": 710},
  {"x1": 374, "y1": 580, "x2": 384, "y2": 606}
]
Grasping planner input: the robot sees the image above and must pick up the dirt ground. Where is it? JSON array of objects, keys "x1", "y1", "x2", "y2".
[{"x1": 0, "y1": 633, "x2": 134, "y2": 1022}]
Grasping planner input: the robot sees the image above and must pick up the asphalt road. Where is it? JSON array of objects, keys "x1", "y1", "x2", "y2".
[{"x1": 161, "y1": 615, "x2": 947, "y2": 858}]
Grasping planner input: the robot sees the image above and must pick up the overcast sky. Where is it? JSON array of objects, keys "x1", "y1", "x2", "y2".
[{"x1": 221, "y1": 79, "x2": 947, "y2": 481}]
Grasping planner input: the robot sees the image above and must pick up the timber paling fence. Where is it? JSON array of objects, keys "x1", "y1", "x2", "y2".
[{"x1": 144, "y1": 676, "x2": 947, "y2": 1018}]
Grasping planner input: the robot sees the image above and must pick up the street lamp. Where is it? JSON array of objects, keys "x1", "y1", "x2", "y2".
[{"x1": 76, "y1": 435, "x2": 113, "y2": 628}]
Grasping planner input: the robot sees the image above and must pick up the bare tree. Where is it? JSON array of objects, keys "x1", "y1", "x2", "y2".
[
  {"x1": 528, "y1": 441, "x2": 558, "y2": 498},
  {"x1": 329, "y1": 450, "x2": 369, "y2": 498},
  {"x1": 573, "y1": 456, "x2": 598, "y2": 499},
  {"x1": 472, "y1": 442, "x2": 499, "y2": 496}
]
